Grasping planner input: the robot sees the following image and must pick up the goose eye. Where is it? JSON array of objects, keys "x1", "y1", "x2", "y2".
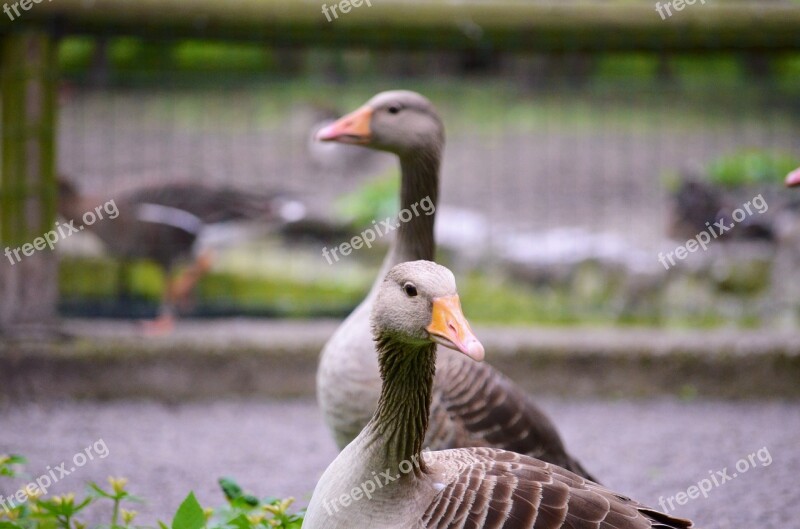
[
  {"x1": 388, "y1": 106, "x2": 401, "y2": 115},
  {"x1": 403, "y1": 283, "x2": 417, "y2": 297}
]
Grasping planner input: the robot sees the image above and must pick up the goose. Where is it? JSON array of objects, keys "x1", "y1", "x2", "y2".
[
  {"x1": 669, "y1": 177, "x2": 775, "y2": 242},
  {"x1": 316, "y1": 91, "x2": 596, "y2": 480},
  {"x1": 58, "y1": 177, "x2": 305, "y2": 333},
  {"x1": 304, "y1": 260, "x2": 695, "y2": 529}
]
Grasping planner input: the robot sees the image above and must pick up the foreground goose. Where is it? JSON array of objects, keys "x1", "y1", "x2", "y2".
[
  {"x1": 316, "y1": 91, "x2": 596, "y2": 479},
  {"x1": 304, "y1": 261, "x2": 694, "y2": 529}
]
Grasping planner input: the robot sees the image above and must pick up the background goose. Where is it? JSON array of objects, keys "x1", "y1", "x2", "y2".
[
  {"x1": 315, "y1": 90, "x2": 596, "y2": 480},
  {"x1": 304, "y1": 260, "x2": 695, "y2": 529},
  {"x1": 58, "y1": 177, "x2": 305, "y2": 333}
]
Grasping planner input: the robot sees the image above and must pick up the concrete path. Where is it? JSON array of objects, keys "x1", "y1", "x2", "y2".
[
  {"x1": 1, "y1": 398, "x2": 797, "y2": 529},
  {"x1": 2, "y1": 320, "x2": 800, "y2": 401}
]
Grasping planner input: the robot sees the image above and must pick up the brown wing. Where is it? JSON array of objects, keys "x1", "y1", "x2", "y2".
[
  {"x1": 428, "y1": 352, "x2": 597, "y2": 481},
  {"x1": 124, "y1": 182, "x2": 288, "y2": 223},
  {"x1": 422, "y1": 448, "x2": 693, "y2": 529}
]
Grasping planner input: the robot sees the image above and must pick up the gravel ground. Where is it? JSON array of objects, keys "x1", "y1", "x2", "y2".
[{"x1": 1, "y1": 398, "x2": 797, "y2": 528}]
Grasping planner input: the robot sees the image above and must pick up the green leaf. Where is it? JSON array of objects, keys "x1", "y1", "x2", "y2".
[
  {"x1": 172, "y1": 492, "x2": 205, "y2": 529},
  {"x1": 87, "y1": 482, "x2": 115, "y2": 499},
  {"x1": 0, "y1": 522, "x2": 24, "y2": 529},
  {"x1": 218, "y1": 478, "x2": 243, "y2": 502},
  {"x1": 225, "y1": 514, "x2": 251, "y2": 529},
  {"x1": 73, "y1": 496, "x2": 94, "y2": 513},
  {"x1": 237, "y1": 495, "x2": 260, "y2": 509},
  {"x1": 0, "y1": 454, "x2": 27, "y2": 478}
]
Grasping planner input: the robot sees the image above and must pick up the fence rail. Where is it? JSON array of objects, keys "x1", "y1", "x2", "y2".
[{"x1": 5, "y1": 1, "x2": 800, "y2": 52}]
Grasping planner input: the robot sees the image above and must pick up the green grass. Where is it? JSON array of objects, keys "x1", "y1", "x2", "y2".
[
  {"x1": 59, "y1": 257, "x2": 729, "y2": 327},
  {"x1": 706, "y1": 149, "x2": 800, "y2": 188},
  {"x1": 59, "y1": 257, "x2": 367, "y2": 319}
]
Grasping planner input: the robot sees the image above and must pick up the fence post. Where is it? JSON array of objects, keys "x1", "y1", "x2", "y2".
[{"x1": 0, "y1": 30, "x2": 59, "y2": 336}]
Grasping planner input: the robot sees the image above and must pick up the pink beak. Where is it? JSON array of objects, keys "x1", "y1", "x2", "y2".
[{"x1": 786, "y1": 168, "x2": 800, "y2": 188}]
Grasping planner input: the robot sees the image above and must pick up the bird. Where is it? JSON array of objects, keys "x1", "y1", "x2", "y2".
[
  {"x1": 787, "y1": 168, "x2": 800, "y2": 187},
  {"x1": 669, "y1": 176, "x2": 774, "y2": 242},
  {"x1": 58, "y1": 177, "x2": 306, "y2": 334},
  {"x1": 315, "y1": 90, "x2": 596, "y2": 480},
  {"x1": 667, "y1": 177, "x2": 725, "y2": 242},
  {"x1": 303, "y1": 260, "x2": 695, "y2": 529}
]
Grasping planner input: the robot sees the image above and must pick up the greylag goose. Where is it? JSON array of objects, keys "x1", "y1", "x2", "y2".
[
  {"x1": 669, "y1": 176, "x2": 774, "y2": 242},
  {"x1": 304, "y1": 260, "x2": 695, "y2": 529},
  {"x1": 316, "y1": 91, "x2": 596, "y2": 480},
  {"x1": 787, "y1": 168, "x2": 800, "y2": 187},
  {"x1": 58, "y1": 177, "x2": 303, "y2": 333}
]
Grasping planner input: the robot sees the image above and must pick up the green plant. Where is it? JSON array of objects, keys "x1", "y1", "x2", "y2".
[
  {"x1": 707, "y1": 149, "x2": 800, "y2": 188},
  {"x1": 0, "y1": 457, "x2": 303, "y2": 529},
  {"x1": 335, "y1": 170, "x2": 401, "y2": 227}
]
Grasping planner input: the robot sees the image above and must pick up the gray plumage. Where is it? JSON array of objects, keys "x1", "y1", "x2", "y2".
[
  {"x1": 305, "y1": 261, "x2": 695, "y2": 529},
  {"x1": 316, "y1": 90, "x2": 595, "y2": 480}
]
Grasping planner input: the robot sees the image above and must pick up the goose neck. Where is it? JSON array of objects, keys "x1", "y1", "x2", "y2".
[
  {"x1": 386, "y1": 151, "x2": 440, "y2": 266},
  {"x1": 364, "y1": 335, "x2": 436, "y2": 475}
]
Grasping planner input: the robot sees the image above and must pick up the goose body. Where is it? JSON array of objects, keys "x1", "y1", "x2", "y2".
[
  {"x1": 58, "y1": 177, "x2": 300, "y2": 332},
  {"x1": 59, "y1": 179, "x2": 296, "y2": 266},
  {"x1": 316, "y1": 91, "x2": 594, "y2": 479},
  {"x1": 305, "y1": 261, "x2": 694, "y2": 529}
]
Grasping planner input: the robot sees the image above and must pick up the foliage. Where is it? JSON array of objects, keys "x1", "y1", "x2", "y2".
[
  {"x1": 706, "y1": 149, "x2": 800, "y2": 188},
  {"x1": 335, "y1": 171, "x2": 401, "y2": 227},
  {"x1": 56, "y1": 36, "x2": 800, "y2": 90},
  {"x1": 0, "y1": 457, "x2": 303, "y2": 529},
  {"x1": 58, "y1": 257, "x2": 367, "y2": 319}
]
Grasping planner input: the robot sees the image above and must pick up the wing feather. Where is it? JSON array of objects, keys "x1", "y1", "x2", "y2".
[
  {"x1": 422, "y1": 449, "x2": 693, "y2": 529},
  {"x1": 429, "y1": 354, "x2": 598, "y2": 481}
]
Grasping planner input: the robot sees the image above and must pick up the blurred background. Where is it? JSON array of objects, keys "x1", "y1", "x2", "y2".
[
  {"x1": 1, "y1": 2, "x2": 800, "y2": 529},
  {"x1": 51, "y1": 23, "x2": 800, "y2": 327},
  {"x1": 2, "y1": 0, "x2": 800, "y2": 328}
]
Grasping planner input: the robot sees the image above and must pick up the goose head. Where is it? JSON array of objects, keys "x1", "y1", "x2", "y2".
[
  {"x1": 371, "y1": 260, "x2": 484, "y2": 361},
  {"x1": 316, "y1": 90, "x2": 444, "y2": 156},
  {"x1": 786, "y1": 167, "x2": 800, "y2": 188}
]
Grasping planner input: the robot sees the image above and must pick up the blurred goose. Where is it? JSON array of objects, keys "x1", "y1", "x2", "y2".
[
  {"x1": 316, "y1": 91, "x2": 596, "y2": 479},
  {"x1": 58, "y1": 177, "x2": 304, "y2": 333},
  {"x1": 669, "y1": 176, "x2": 774, "y2": 242},
  {"x1": 668, "y1": 177, "x2": 724, "y2": 241},
  {"x1": 304, "y1": 260, "x2": 695, "y2": 529}
]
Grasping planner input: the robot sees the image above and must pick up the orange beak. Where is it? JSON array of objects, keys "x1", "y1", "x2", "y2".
[
  {"x1": 786, "y1": 168, "x2": 800, "y2": 188},
  {"x1": 426, "y1": 295, "x2": 484, "y2": 362},
  {"x1": 316, "y1": 105, "x2": 373, "y2": 145}
]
